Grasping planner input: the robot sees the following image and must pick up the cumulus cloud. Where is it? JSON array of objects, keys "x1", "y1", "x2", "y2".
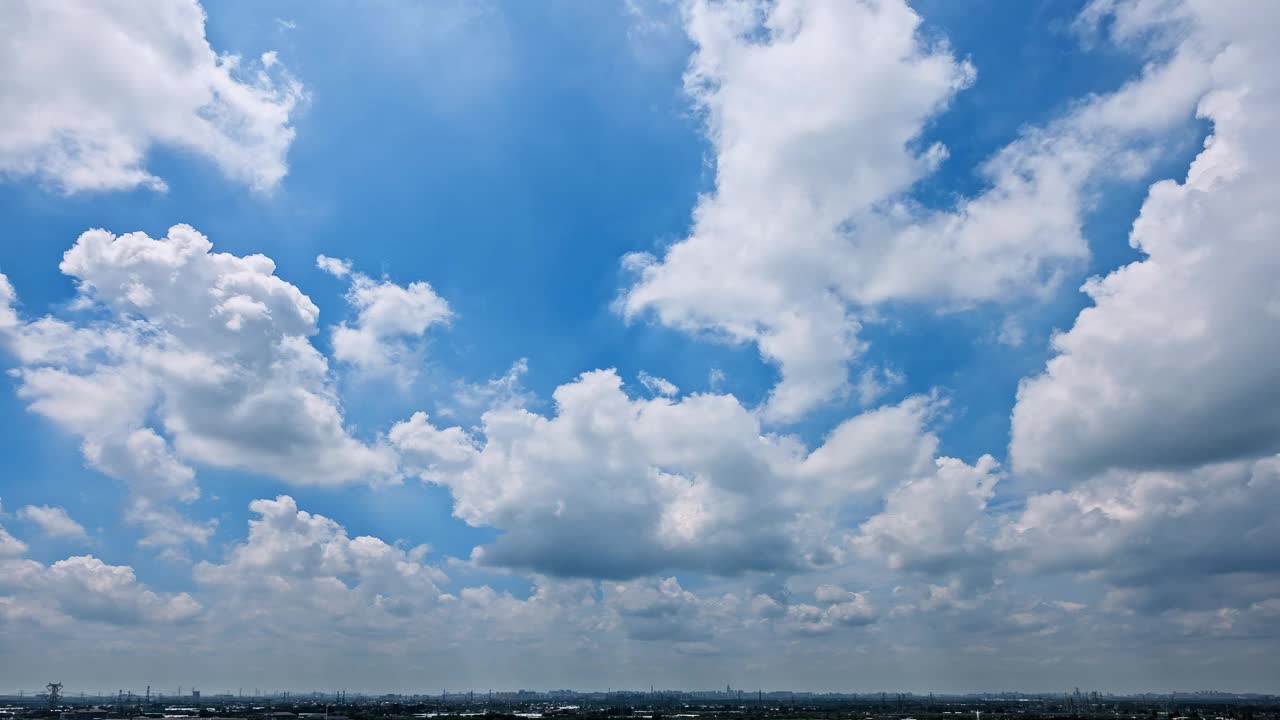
[
  {"x1": 0, "y1": 515, "x2": 196, "y2": 629},
  {"x1": 605, "y1": 576, "x2": 711, "y2": 641},
  {"x1": 602, "y1": 575, "x2": 878, "y2": 645},
  {"x1": 621, "y1": 0, "x2": 1212, "y2": 422},
  {"x1": 194, "y1": 495, "x2": 448, "y2": 636},
  {"x1": 786, "y1": 600, "x2": 876, "y2": 636},
  {"x1": 782, "y1": 584, "x2": 877, "y2": 635},
  {"x1": 1011, "y1": 0, "x2": 1280, "y2": 481},
  {"x1": 320, "y1": 256, "x2": 452, "y2": 384},
  {"x1": 969, "y1": 4, "x2": 1280, "y2": 649},
  {"x1": 0, "y1": 0, "x2": 304, "y2": 193},
  {"x1": 392, "y1": 369, "x2": 991, "y2": 579},
  {"x1": 389, "y1": 411, "x2": 479, "y2": 481},
  {"x1": 0, "y1": 549, "x2": 199, "y2": 628},
  {"x1": 17, "y1": 505, "x2": 88, "y2": 541},
  {"x1": 995, "y1": 0, "x2": 1280, "y2": 628},
  {"x1": 41, "y1": 556, "x2": 201, "y2": 624},
  {"x1": 999, "y1": 455, "x2": 1280, "y2": 615},
  {"x1": 0, "y1": 518, "x2": 28, "y2": 559},
  {"x1": 853, "y1": 455, "x2": 1000, "y2": 576},
  {"x1": 0, "y1": 226, "x2": 395, "y2": 546},
  {"x1": 186, "y1": 500, "x2": 777, "y2": 664},
  {"x1": 620, "y1": 0, "x2": 971, "y2": 421},
  {"x1": 185, "y1": 498, "x2": 740, "y2": 659}
]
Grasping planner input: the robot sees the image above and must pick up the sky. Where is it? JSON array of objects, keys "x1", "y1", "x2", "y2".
[{"x1": 0, "y1": 0, "x2": 1277, "y2": 696}]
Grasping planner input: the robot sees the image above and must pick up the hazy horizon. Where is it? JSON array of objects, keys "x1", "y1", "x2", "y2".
[{"x1": 4, "y1": 687, "x2": 1275, "y2": 699}]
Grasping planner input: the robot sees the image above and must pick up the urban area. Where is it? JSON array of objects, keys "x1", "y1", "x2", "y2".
[{"x1": 3, "y1": 685, "x2": 1277, "y2": 720}]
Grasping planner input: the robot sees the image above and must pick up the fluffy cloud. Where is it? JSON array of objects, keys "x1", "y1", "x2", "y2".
[
  {"x1": 998, "y1": 0, "x2": 1280, "y2": 608},
  {"x1": 853, "y1": 455, "x2": 999, "y2": 576},
  {"x1": 1011, "y1": 0, "x2": 1280, "y2": 480},
  {"x1": 17, "y1": 505, "x2": 88, "y2": 541},
  {"x1": 982, "y1": 2, "x2": 1280, "y2": 653},
  {"x1": 319, "y1": 255, "x2": 453, "y2": 384},
  {"x1": 187, "y1": 499, "x2": 715, "y2": 658},
  {"x1": 186, "y1": 498, "x2": 860, "y2": 664},
  {"x1": 0, "y1": 0, "x2": 303, "y2": 193},
  {"x1": 393, "y1": 369, "x2": 993, "y2": 579},
  {"x1": 0, "y1": 272, "x2": 17, "y2": 331},
  {"x1": 39, "y1": 556, "x2": 201, "y2": 624},
  {"x1": 0, "y1": 519, "x2": 27, "y2": 559},
  {"x1": 388, "y1": 411, "x2": 479, "y2": 481},
  {"x1": 999, "y1": 455, "x2": 1280, "y2": 615},
  {"x1": 0, "y1": 535, "x2": 200, "y2": 628},
  {"x1": 315, "y1": 254, "x2": 353, "y2": 278},
  {"x1": 0, "y1": 226, "x2": 395, "y2": 546},
  {"x1": 621, "y1": 0, "x2": 1211, "y2": 422},
  {"x1": 605, "y1": 576, "x2": 712, "y2": 641},
  {"x1": 3, "y1": 517, "x2": 204, "y2": 637},
  {"x1": 194, "y1": 495, "x2": 447, "y2": 636},
  {"x1": 621, "y1": 0, "x2": 971, "y2": 421},
  {"x1": 786, "y1": 584, "x2": 877, "y2": 635},
  {"x1": 638, "y1": 370, "x2": 679, "y2": 397}
]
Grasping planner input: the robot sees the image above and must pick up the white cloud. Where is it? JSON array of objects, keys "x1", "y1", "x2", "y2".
[
  {"x1": 621, "y1": 0, "x2": 1212, "y2": 422},
  {"x1": 1, "y1": 226, "x2": 396, "y2": 547},
  {"x1": 322, "y1": 256, "x2": 453, "y2": 385},
  {"x1": 786, "y1": 585, "x2": 876, "y2": 635},
  {"x1": 950, "y1": 32, "x2": 1280, "y2": 609},
  {"x1": 1011, "y1": 0, "x2": 1280, "y2": 481},
  {"x1": 390, "y1": 411, "x2": 479, "y2": 481},
  {"x1": 0, "y1": 519, "x2": 27, "y2": 559},
  {"x1": 315, "y1": 254, "x2": 353, "y2": 278},
  {"x1": 17, "y1": 505, "x2": 88, "y2": 541},
  {"x1": 194, "y1": 495, "x2": 447, "y2": 635},
  {"x1": 439, "y1": 358, "x2": 534, "y2": 419},
  {"x1": 0, "y1": 0, "x2": 304, "y2": 193},
  {"x1": 183, "y1": 496, "x2": 674, "y2": 662},
  {"x1": 638, "y1": 370, "x2": 679, "y2": 397},
  {"x1": 41, "y1": 556, "x2": 202, "y2": 624},
  {"x1": 853, "y1": 455, "x2": 1000, "y2": 576},
  {"x1": 0, "y1": 550, "x2": 200, "y2": 627},
  {"x1": 392, "y1": 369, "x2": 992, "y2": 579},
  {"x1": 855, "y1": 366, "x2": 904, "y2": 406},
  {"x1": 999, "y1": 456, "x2": 1280, "y2": 606},
  {"x1": 621, "y1": 0, "x2": 973, "y2": 421},
  {"x1": 0, "y1": 272, "x2": 17, "y2": 331},
  {"x1": 605, "y1": 576, "x2": 711, "y2": 641},
  {"x1": 455, "y1": 578, "x2": 608, "y2": 648}
]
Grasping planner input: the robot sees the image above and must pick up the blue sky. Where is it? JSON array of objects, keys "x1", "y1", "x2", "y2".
[{"x1": 1, "y1": 0, "x2": 1278, "y2": 694}]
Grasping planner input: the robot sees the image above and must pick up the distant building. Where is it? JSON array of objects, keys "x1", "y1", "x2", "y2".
[{"x1": 61, "y1": 708, "x2": 108, "y2": 720}]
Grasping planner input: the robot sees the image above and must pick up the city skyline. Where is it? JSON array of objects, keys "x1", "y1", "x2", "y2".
[{"x1": 3, "y1": 688, "x2": 1276, "y2": 700}]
